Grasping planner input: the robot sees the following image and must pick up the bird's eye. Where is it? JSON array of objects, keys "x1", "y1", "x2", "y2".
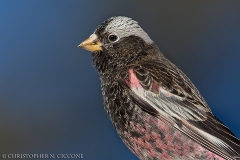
[{"x1": 108, "y1": 34, "x2": 118, "y2": 42}]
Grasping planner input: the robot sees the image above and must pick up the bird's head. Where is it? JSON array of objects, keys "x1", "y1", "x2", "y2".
[{"x1": 79, "y1": 16, "x2": 155, "y2": 74}]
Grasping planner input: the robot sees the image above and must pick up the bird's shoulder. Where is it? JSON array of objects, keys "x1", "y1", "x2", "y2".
[{"x1": 125, "y1": 58, "x2": 211, "y2": 116}]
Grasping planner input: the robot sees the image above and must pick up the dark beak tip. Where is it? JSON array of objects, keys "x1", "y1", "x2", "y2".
[{"x1": 78, "y1": 43, "x2": 83, "y2": 48}]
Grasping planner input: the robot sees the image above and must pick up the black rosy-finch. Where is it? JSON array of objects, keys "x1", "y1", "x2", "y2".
[{"x1": 78, "y1": 16, "x2": 240, "y2": 160}]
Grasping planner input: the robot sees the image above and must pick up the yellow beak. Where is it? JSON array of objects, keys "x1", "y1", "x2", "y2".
[{"x1": 78, "y1": 34, "x2": 102, "y2": 52}]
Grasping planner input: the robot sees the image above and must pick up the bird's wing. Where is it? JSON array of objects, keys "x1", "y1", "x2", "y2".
[{"x1": 126, "y1": 63, "x2": 240, "y2": 160}]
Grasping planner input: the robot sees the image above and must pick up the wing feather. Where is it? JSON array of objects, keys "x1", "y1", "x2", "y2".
[{"x1": 126, "y1": 64, "x2": 240, "y2": 160}]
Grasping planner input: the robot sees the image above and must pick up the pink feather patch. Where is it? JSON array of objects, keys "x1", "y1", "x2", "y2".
[{"x1": 126, "y1": 69, "x2": 142, "y2": 88}]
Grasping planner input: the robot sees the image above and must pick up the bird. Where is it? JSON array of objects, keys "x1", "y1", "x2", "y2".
[{"x1": 78, "y1": 16, "x2": 240, "y2": 160}]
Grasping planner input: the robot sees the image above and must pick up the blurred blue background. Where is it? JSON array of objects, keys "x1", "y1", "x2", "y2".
[{"x1": 0, "y1": 1, "x2": 239, "y2": 160}]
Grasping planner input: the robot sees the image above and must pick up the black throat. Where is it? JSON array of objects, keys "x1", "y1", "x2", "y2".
[{"x1": 92, "y1": 36, "x2": 160, "y2": 75}]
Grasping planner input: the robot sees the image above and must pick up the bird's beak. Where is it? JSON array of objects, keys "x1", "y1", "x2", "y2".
[{"x1": 78, "y1": 34, "x2": 102, "y2": 52}]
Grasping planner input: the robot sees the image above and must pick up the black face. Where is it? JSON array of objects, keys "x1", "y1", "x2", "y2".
[
  {"x1": 93, "y1": 32, "x2": 147, "y2": 74},
  {"x1": 92, "y1": 17, "x2": 154, "y2": 74}
]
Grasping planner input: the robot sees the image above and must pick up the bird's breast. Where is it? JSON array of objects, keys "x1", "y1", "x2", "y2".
[{"x1": 101, "y1": 77, "x2": 224, "y2": 160}]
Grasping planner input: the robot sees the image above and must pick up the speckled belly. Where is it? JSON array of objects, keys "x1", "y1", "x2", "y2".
[{"x1": 120, "y1": 110, "x2": 224, "y2": 160}]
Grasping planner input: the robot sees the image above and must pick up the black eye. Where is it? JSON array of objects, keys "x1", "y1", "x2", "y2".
[{"x1": 108, "y1": 34, "x2": 118, "y2": 42}]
